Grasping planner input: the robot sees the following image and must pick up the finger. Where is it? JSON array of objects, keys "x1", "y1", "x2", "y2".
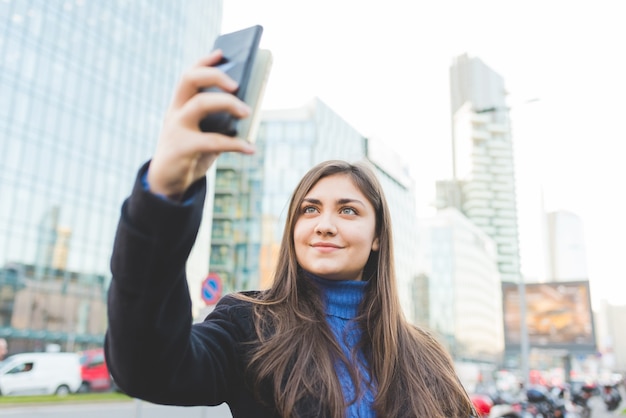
[
  {"x1": 170, "y1": 56, "x2": 239, "y2": 111},
  {"x1": 193, "y1": 50, "x2": 224, "y2": 68},
  {"x1": 191, "y1": 132, "x2": 256, "y2": 155},
  {"x1": 178, "y1": 91, "x2": 250, "y2": 128}
]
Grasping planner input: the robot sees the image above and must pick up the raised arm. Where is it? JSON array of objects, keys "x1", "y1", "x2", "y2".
[{"x1": 104, "y1": 51, "x2": 256, "y2": 406}]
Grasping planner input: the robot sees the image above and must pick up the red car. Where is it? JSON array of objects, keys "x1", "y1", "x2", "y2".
[{"x1": 78, "y1": 348, "x2": 112, "y2": 392}]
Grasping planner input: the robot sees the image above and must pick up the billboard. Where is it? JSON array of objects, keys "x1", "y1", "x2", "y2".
[{"x1": 502, "y1": 281, "x2": 596, "y2": 351}]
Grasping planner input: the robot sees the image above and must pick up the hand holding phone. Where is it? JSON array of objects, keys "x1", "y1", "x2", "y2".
[{"x1": 199, "y1": 25, "x2": 271, "y2": 143}]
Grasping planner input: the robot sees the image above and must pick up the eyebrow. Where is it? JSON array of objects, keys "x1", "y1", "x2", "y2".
[{"x1": 302, "y1": 197, "x2": 366, "y2": 207}]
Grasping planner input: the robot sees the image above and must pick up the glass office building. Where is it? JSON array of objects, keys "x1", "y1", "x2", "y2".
[
  {"x1": 0, "y1": 0, "x2": 222, "y2": 352},
  {"x1": 210, "y1": 151, "x2": 264, "y2": 295}
]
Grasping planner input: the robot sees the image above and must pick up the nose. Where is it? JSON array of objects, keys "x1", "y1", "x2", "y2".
[{"x1": 314, "y1": 214, "x2": 337, "y2": 236}]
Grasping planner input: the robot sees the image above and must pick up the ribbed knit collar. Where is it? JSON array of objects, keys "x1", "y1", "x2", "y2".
[{"x1": 306, "y1": 272, "x2": 367, "y2": 320}]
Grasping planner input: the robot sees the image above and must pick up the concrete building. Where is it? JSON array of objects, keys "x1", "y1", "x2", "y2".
[
  {"x1": 595, "y1": 301, "x2": 626, "y2": 374},
  {"x1": 545, "y1": 210, "x2": 589, "y2": 282},
  {"x1": 417, "y1": 208, "x2": 504, "y2": 362},
  {"x1": 439, "y1": 54, "x2": 522, "y2": 285}
]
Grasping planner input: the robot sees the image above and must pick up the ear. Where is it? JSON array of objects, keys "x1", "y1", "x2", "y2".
[{"x1": 371, "y1": 237, "x2": 379, "y2": 252}]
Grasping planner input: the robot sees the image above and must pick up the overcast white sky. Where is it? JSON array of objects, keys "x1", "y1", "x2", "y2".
[{"x1": 222, "y1": 0, "x2": 626, "y2": 307}]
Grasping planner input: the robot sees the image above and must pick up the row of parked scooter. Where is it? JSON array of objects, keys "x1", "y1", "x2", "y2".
[{"x1": 471, "y1": 380, "x2": 623, "y2": 417}]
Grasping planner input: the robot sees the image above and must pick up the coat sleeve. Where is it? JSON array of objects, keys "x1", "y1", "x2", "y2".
[{"x1": 104, "y1": 162, "x2": 253, "y2": 406}]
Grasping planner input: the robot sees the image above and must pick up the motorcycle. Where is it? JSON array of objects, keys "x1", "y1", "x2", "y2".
[
  {"x1": 601, "y1": 383, "x2": 622, "y2": 412},
  {"x1": 571, "y1": 386, "x2": 593, "y2": 418}
]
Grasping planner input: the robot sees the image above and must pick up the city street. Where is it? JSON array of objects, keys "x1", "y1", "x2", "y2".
[
  {"x1": 0, "y1": 399, "x2": 232, "y2": 418},
  {"x1": 0, "y1": 394, "x2": 623, "y2": 417}
]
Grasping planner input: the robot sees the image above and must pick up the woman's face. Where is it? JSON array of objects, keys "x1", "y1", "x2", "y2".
[{"x1": 294, "y1": 173, "x2": 379, "y2": 281}]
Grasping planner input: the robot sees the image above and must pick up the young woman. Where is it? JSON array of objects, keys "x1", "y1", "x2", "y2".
[{"x1": 104, "y1": 50, "x2": 476, "y2": 418}]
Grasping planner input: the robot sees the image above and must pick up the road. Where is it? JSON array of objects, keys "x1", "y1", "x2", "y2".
[
  {"x1": 0, "y1": 399, "x2": 232, "y2": 418},
  {"x1": 0, "y1": 393, "x2": 623, "y2": 417}
]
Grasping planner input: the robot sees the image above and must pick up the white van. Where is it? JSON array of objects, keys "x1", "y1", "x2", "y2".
[{"x1": 0, "y1": 352, "x2": 82, "y2": 396}]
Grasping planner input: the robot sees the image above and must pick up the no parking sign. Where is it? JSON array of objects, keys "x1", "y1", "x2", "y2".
[{"x1": 201, "y1": 273, "x2": 223, "y2": 305}]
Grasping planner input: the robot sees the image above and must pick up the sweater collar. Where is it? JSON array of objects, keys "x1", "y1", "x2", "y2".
[{"x1": 305, "y1": 272, "x2": 367, "y2": 320}]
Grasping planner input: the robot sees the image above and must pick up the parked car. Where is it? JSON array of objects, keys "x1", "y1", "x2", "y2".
[
  {"x1": 0, "y1": 352, "x2": 82, "y2": 396},
  {"x1": 78, "y1": 348, "x2": 112, "y2": 392}
]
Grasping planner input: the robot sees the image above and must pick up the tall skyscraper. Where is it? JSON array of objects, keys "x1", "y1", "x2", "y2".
[
  {"x1": 0, "y1": 0, "x2": 222, "y2": 351},
  {"x1": 439, "y1": 53, "x2": 522, "y2": 284}
]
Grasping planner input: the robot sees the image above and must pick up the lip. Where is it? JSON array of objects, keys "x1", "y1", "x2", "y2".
[{"x1": 311, "y1": 242, "x2": 342, "y2": 249}]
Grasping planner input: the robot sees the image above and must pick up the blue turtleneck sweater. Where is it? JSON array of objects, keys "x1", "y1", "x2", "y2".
[{"x1": 309, "y1": 274, "x2": 376, "y2": 417}]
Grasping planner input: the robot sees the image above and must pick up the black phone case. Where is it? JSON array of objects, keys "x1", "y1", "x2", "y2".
[{"x1": 199, "y1": 25, "x2": 263, "y2": 135}]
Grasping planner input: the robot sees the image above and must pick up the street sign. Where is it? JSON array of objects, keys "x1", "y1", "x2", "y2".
[{"x1": 201, "y1": 273, "x2": 223, "y2": 305}]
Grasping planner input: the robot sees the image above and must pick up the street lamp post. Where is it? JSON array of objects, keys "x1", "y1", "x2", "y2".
[{"x1": 518, "y1": 275, "x2": 530, "y2": 388}]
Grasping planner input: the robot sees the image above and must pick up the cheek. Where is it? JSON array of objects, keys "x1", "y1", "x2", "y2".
[
  {"x1": 293, "y1": 226, "x2": 308, "y2": 265},
  {"x1": 356, "y1": 226, "x2": 377, "y2": 248},
  {"x1": 292, "y1": 220, "x2": 312, "y2": 255},
  {"x1": 293, "y1": 220, "x2": 306, "y2": 243}
]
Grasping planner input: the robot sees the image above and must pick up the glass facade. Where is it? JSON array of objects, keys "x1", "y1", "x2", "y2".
[
  {"x1": 210, "y1": 152, "x2": 264, "y2": 294},
  {"x1": 0, "y1": 0, "x2": 222, "y2": 352}
]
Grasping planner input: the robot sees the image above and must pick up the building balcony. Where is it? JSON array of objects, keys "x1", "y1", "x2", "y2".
[
  {"x1": 208, "y1": 259, "x2": 234, "y2": 272},
  {"x1": 210, "y1": 236, "x2": 234, "y2": 245},
  {"x1": 212, "y1": 211, "x2": 237, "y2": 219},
  {"x1": 494, "y1": 191, "x2": 516, "y2": 202},
  {"x1": 492, "y1": 217, "x2": 517, "y2": 227},
  {"x1": 496, "y1": 226, "x2": 519, "y2": 237},
  {"x1": 217, "y1": 154, "x2": 243, "y2": 169},
  {"x1": 491, "y1": 182, "x2": 514, "y2": 192},
  {"x1": 466, "y1": 190, "x2": 494, "y2": 200},
  {"x1": 487, "y1": 123, "x2": 509, "y2": 134},
  {"x1": 463, "y1": 181, "x2": 490, "y2": 193},
  {"x1": 464, "y1": 207, "x2": 495, "y2": 218},
  {"x1": 490, "y1": 199, "x2": 516, "y2": 210},
  {"x1": 472, "y1": 129, "x2": 491, "y2": 141},
  {"x1": 463, "y1": 199, "x2": 490, "y2": 212},
  {"x1": 487, "y1": 151, "x2": 514, "y2": 161},
  {"x1": 472, "y1": 156, "x2": 491, "y2": 167},
  {"x1": 489, "y1": 164, "x2": 514, "y2": 175},
  {"x1": 495, "y1": 209, "x2": 517, "y2": 218},
  {"x1": 214, "y1": 186, "x2": 239, "y2": 195}
]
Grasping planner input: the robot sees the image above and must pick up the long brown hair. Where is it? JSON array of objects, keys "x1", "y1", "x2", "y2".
[{"x1": 241, "y1": 160, "x2": 475, "y2": 417}]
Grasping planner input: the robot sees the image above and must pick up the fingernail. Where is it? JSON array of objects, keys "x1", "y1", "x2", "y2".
[
  {"x1": 239, "y1": 103, "x2": 252, "y2": 116},
  {"x1": 224, "y1": 78, "x2": 238, "y2": 90}
]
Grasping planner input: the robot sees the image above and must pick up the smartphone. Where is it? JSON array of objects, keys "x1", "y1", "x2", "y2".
[
  {"x1": 199, "y1": 25, "x2": 269, "y2": 141},
  {"x1": 235, "y1": 48, "x2": 272, "y2": 143}
]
